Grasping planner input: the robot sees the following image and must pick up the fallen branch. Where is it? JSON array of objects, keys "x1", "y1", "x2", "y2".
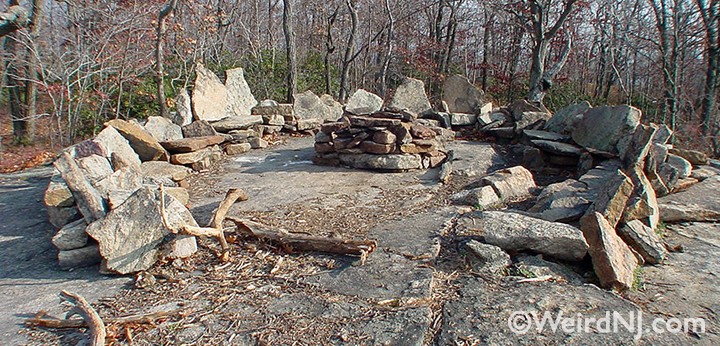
[
  {"x1": 25, "y1": 308, "x2": 185, "y2": 329},
  {"x1": 58, "y1": 291, "x2": 106, "y2": 346},
  {"x1": 227, "y1": 217, "x2": 377, "y2": 263}
]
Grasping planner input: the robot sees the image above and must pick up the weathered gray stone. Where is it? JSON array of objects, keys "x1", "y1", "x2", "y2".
[
  {"x1": 210, "y1": 115, "x2": 263, "y2": 132},
  {"x1": 252, "y1": 103, "x2": 294, "y2": 116},
  {"x1": 338, "y1": 153, "x2": 422, "y2": 170},
  {"x1": 668, "y1": 148, "x2": 708, "y2": 165},
  {"x1": 583, "y1": 169, "x2": 634, "y2": 227},
  {"x1": 262, "y1": 114, "x2": 285, "y2": 126},
  {"x1": 225, "y1": 143, "x2": 252, "y2": 155},
  {"x1": 476, "y1": 102, "x2": 494, "y2": 125},
  {"x1": 666, "y1": 153, "x2": 692, "y2": 179},
  {"x1": 658, "y1": 176, "x2": 720, "y2": 222},
  {"x1": 44, "y1": 174, "x2": 74, "y2": 208},
  {"x1": 106, "y1": 119, "x2": 170, "y2": 161},
  {"x1": 58, "y1": 244, "x2": 101, "y2": 270},
  {"x1": 359, "y1": 140, "x2": 394, "y2": 154},
  {"x1": 514, "y1": 111, "x2": 551, "y2": 132},
  {"x1": 481, "y1": 166, "x2": 536, "y2": 201},
  {"x1": 320, "y1": 94, "x2": 344, "y2": 122},
  {"x1": 144, "y1": 116, "x2": 183, "y2": 142},
  {"x1": 544, "y1": 101, "x2": 590, "y2": 134},
  {"x1": 349, "y1": 116, "x2": 401, "y2": 128},
  {"x1": 294, "y1": 90, "x2": 338, "y2": 122},
  {"x1": 173, "y1": 89, "x2": 193, "y2": 126},
  {"x1": 249, "y1": 137, "x2": 269, "y2": 149},
  {"x1": 451, "y1": 185, "x2": 501, "y2": 209},
  {"x1": 647, "y1": 143, "x2": 669, "y2": 174},
  {"x1": 181, "y1": 120, "x2": 218, "y2": 138},
  {"x1": 513, "y1": 254, "x2": 585, "y2": 284},
  {"x1": 621, "y1": 124, "x2": 657, "y2": 167},
  {"x1": 572, "y1": 105, "x2": 641, "y2": 156},
  {"x1": 345, "y1": 89, "x2": 383, "y2": 115},
  {"x1": 691, "y1": 165, "x2": 720, "y2": 180},
  {"x1": 623, "y1": 166, "x2": 660, "y2": 230},
  {"x1": 171, "y1": 146, "x2": 216, "y2": 165},
  {"x1": 441, "y1": 74, "x2": 485, "y2": 114},
  {"x1": 651, "y1": 123, "x2": 673, "y2": 144},
  {"x1": 47, "y1": 205, "x2": 82, "y2": 229},
  {"x1": 387, "y1": 77, "x2": 432, "y2": 115},
  {"x1": 296, "y1": 118, "x2": 324, "y2": 130},
  {"x1": 450, "y1": 113, "x2": 477, "y2": 126},
  {"x1": 85, "y1": 187, "x2": 198, "y2": 274},
  {"x1": 53, "y1": 153, "x2": 107, "y2": 223},
  {"x1": 77, "y1": 155, "x2": 113, "y2": 185},
  {"x1": 462, "y1": 240, "x2": 511, "y2": 275},
  {"x1": 225, "y1": 67, "x2": 257, "y2": 117},
  {"x1": 456, "y1": 211, "x2": 589, "y2": 261},
  {"x1": 508, "y1": 99, "x2": 548, "y2": 119},
  {"x1": 658, "y1": 162, "x2": 680, "y2": 192},
  {"x1": 580, "y1": 212, "x2": 640, "y2": 291},
  {"x1": 522, "y1": 129, "x2": 570, "y2": 142},
  {"x1": 192, "y1": 63, "x2": 228, "y2": 122},
  {"x1": 160, "y1": 135, "x2": 225, "y2": 154},
  {"x1": 372, "y1": 130, "x2": 396, "y2": 144},
  {"x1": 531, "y1": 139, "x2": 582, "y2": 157},
  {"x1": 618, "y1": 220, "x2": 667, "y2": 264},
  {"x1": 529, "y1": 182, "x2": 592, "y2": 222},
  {"x1": 94, "y1": 166, "x2": 144, "y2": 201},
  {"x1": 92, "y1": 126, "x2": 142, "y2": 167},
  {"x1": 140, "y1": 161, "x2": 192, "y2": 184},
  {"x1": 52, "y1": 219, "x2": 88, "y2": 250}
]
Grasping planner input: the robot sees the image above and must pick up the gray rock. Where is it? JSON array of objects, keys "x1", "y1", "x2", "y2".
[
  {"x1": 182, "y1": 120, "x2": 218, "y2": 138},
  {"x1": 173, "y1": 89, "x2": 193, "y2": 126},
  {"x1": 512, "y1": 254, "x2": 585, "y2": 284},
  {"x1": 572, "y1": 105, "x2": 641, "y2": 156},
  {"x1": 58, "y1": 244, "x2": 101, "y2": 270},
  {"x1": 621, "y1": 124, "x2": 656, "y2": 167},
  {"x1": 531, "y1": 139, "x2": 582, "y2": 157},
  {"x1": 192, "y1": 63, "x2": 228, "y2": 122},
  {"x1": 651, "y1": 123, "x2": 673, "y2": 144},
  {"x1": 476, "y1": 102, "x2": 494, "y2": 125},
  {"x1": 451, "y1": 185, "x2": 501, "y2": 209},
  {"x1": 691, "y1": 165, "x2": 720, "y2": 180},
  {"x1": 249, "y1": 137, "x2": 269, "y2": 149},
  {"x1": 106, "y1": 119, "x2": 170, "y2": 162},
  {"x1": 171, "y1": 146, "x2": 217, "y2": 165},
  {"x1": 345, "y1": 89, "x2": 383, "y2": 115},
  {"x1": 658, "y1": 162, "x2": 680, "y2": 192},
  {"x1": 320, "y1": 94, "x2": 343, "y2": 122},
  {"x1": 52, "y1": 219, "x2": 88, "y2": 250},
  {"x1": 508, "y1": 99, "x2": 548, "y2": 119},
  {"x1": 294, "y1": 90, "x2": 338, "y2": 122},
  {"x1": 521, "y1": 146, "x2": 545, "y2": 170},
  {"x1": 514, "y1": 111, "x2": 551, "y2": 132},
  {"x1": 658, "y1": 176, "x2": 720, "y2": 222},
  {"x1": 44, "y1": 174, "x2": 74, "y2": 208},
  {"x1": 338, "y1": 153, "x2": 422, "y2": 171},
  {"x1": 262, "y1": 114, "x2": 285, "y2": 126},
  {"x1": 441, "y1": 74, "x2": 485, "y2": 114},
  {"x1": 646, "y1": 143, "x2": 668, "y2": 173},
  {"x1": 368, "y1": 210, "x2": 448, "y2": 260},
  {"x1": 668, "y1": 147, "x2": 709, "y2": 165},
  {"x1": 77, "y1": 154, "x2": 114, "y2": 185},
  {"x1": 522, "y1": 129, "x2": 570, "y2": 142},
  {"x1": 456, "y1": 211, "x2": 589, "y2": 261},
  {"x1": 47, "y1": 205, "x2": 82, "y2": 229},
  {"x1": 53, "y1": 153, "x2": 107, "y2": 223},
  {"x1": 462, "y1": 240, "x2": 511, "y2": 275},
  {"x1": 582, "y1": 169, "x2": 633, "y2": 227},
  {"x1": 387, "y1": 77, "x2": 432, "y2": 115},
  {"x1": 140, "y1": 161, "x2": 193, "y2": 185},
  {"x1": 85, "y1": 187, "x2": 198, "y2": 274},
  {"x1": 666, "y1": 153, "x2": 692, "y2": 179},
  {"x1": 450, "y1": 113, "x2": 477, "y2": 126},
  {"x1": 544, "y1": 101, "x2": 590, "y2": 134},
  {"x1": 622, "y1": 166, "x2": 660, "y2": 231},
  {"x1": 144, "y1": 116, "x2": 183, "y2": 142},
  {"x1": 296, "y1": 117, "x2": 324, "y2": 131},
  {"x1": 448, "y1": 140, "x2": 506, "y2": 177},
  {"x1": 580, "y1": 212, "x2": 640, "y2": 291},
  {"x1": 92, "y1": 126, "x2": 142, "y2": 168},
  {"x1": 210, "y1": 115, "x2": 263, "y2": 132},
  {"x1": 93, "y1": 166, "x2": 144, "y2": 202},
  {"x1": 224, "y1": 67, "x2": 257, "y2": 117},
  {"x1": 481, "y1": 165, "x2": 536, "y2": 201},
  {"x1": 618, "y1": 220, "x2": 667, "y2": 264}
]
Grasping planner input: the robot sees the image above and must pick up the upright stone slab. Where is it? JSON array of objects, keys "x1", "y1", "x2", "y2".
[
  {"x1": 85, "y1": 187, "x2": 198, "y2": 274},
  {"x1": 544, "y1": 101, "x2": 590, "y2": 135},
  {"x1": 580, "y1": 212, "x2": 640, "y2": 291},
  {"x1": 173, "y1": 88, "x2": 193, "y2": 126},
  {"x1": 387, "y1": 77, "x2": 432, "y2": 115},
  {"x1": 192, "y1": 63, "x2": 228, "y2": 122},
  {"x1": 106, "y1": 119, "x2": 170, "y2": 161},
  {"x1": 320, "y1": 94, "x2": 343, "y2": 122},
  {"x1": 144, "y1": 116, "x2": 183, "y2": 142},
  {"x1": 441, "y1": 74, "x2": 485, "y2": 114},
  {"x1": 583, "y1": 169, "x2": 634, "y2": 227},
  {"x1": 345, "y1": 89, "x2": 383, "y2": 115},
  {"x1": 294, "y1": 90, "x2": 332, "y2": 123},
  {"x1": 225, "y1": 67, "x2": 257, "y2": 117},
  {"x1": 618, "y1": 220, "x2": 667, "y2": 264},
  {"x1": 53, "y1": 152, "x2": 107, "y2": 223},
  {"x1": 92, "y1": 126, "x2": 141, "y2": 167},
  {"x1": 572, "y1": 105, "x2": 641, "y2": 156}
]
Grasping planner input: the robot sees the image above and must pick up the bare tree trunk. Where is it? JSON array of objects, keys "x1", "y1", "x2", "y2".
[
  {"x1": 324, "y1": 7, "x2": 338, "y2": 96},
  {"x1": 155, "y1": 0, "x2": 179, "y2": 119},
  {"x1": 283, "y1": 0, "x2": 297, "y2": 103},
  {"x1": 481, "y1": 11, "x2": 493, "y2": 91},
  {"x1": 338, "y1": 0, "x2": 358, "y2": 102},
  {"x1": 378, "y1": 0, "x2": 394, "y2": 98},
  {"x1": 696, "y1": 0, "x2": 719, "y2": 154}
]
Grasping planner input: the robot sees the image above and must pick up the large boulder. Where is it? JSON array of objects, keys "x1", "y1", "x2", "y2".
[
  {"x1": 192, "y1": 63, "x2": 228, "y2": 122},
  {"x1": 528, "y1": 179, "x2": 592, "y2": 222},
  {"x1": 481, "y1": 166, "x2": 536, "y2": 201},
  {"x1": 92, "y1": 126, "x2": 141, "y2": 167},
  {"x1": 144, "y1": 116, "x2": 183, "y2": 142},
  {"x1": 293, "y1": 90, "x2": 336, "y2": 123},
  {"x1": 544, "y1": 101, "x2": 590, "y2": 134},
  {"x1": 345, "y1": 89, "x2": 383, "y2": 115},
  {"x1": 387, "y1": 77, "x2": 432, "y2": 115},
  {"x1": 320, "y1": 94, "x2": 344, "y2": 122},
  {"x1": 53, "y1": 152, "x2": 107, "y2": 223},
  {"x1": 572, "y1": 105, "x2": 641, "y2": 156},
  {"x1": 580, "y1": 212, "x2": 640, "y2": 291},
  {"x1": 441, "y1": 75, "x2": 485, "y2": 114},
  {"x1": 106, "y1": 119, "x2": 169, "y2": 161},
  {"x1": 224, "y1": 67, "x2": 257, "y2": 117},
  {"x1": 456, "y1": 211, "x2": 589, "y2": 261},
  {"x1": 85, "y1": 187, "x2": 198, "y2": 274},
  {"x1": 182, "y1": 120, "x2": 218, "y2": 138}
]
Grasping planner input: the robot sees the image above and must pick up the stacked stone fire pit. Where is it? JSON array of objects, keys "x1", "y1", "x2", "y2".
[{"x1": 313, "y1": 110, "x2": 450, "y2": 171}]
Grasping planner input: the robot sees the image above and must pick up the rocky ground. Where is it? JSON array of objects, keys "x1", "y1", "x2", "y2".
[{"x1": 1, "y1": 136, "x2": 719, "y2": 345}]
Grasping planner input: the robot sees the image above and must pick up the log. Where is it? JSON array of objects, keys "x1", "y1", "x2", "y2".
[
  {"x1": 53, "y1": 152, "x2": 107, "y2": 223},
  {"x1": 25, "y1": 308, "x2": 184, "y2": 329},
  {"x1": 58, "y1": 291, "x2": 106, "y2": 346},
  {"x1": 227, "y1": 217, "x2": 377, "y2": 261}
]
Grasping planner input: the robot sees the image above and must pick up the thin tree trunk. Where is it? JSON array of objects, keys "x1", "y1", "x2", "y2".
[
  {"x1": 338, "y1": 0, "x2": 358, "y2": 102},
  {"x1": 283, "y1": 0, "x2": 297, "y2": 103},
  {"x1": 378, "y1": 0, "x2": 393, "y2": 98},
  {"x1": 155, "y1": 0, "x2": 178, "y2": 120},
  {"x1": 324, "y1": 7, "x2": 338, "y2": 96}
]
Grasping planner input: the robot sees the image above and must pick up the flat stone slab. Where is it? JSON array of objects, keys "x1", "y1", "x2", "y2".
[
  {"x1": 523, "y1": 129, "x2": 570, "y2": 142},
  {"x1": 446, "y1": 140, "x2": 506, "y2": 177},
  {"x1": 658, "y1": 176, "x2": 720, "y2": 222},
  {"x1": 160, "y1": 136, "x2": 226, "y2": 153},
  {"x1": 368, "y1": 210, "x2": 452, "y2": 260},
  {"x1": 531, "y1": 139, "x2": 583, "y2": 157}
]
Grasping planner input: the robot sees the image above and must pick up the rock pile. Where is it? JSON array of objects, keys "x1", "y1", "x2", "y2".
[{"x1": 313, "y1": 86, "x2": 452, "y2": 171}]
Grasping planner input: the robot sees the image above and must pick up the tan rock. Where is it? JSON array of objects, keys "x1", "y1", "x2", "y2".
[
  {"x1": 481, "y1": 166, "x2": 536, "y2": 201},
  {"x1": 372, "y1": 130, "x2": 397, "y2": 144},
  {"x1": 359, "y1": 140, "x2": 394, "y2": 154},
  {"x1": 160, "y1": 135, "x2": 226, "y2": 153},
  {"x1": 192, "y1": 63, "x2": 228, "y2": 122},
  {"x1": 225, "y1": 143, "x2": 252, "y2": 155},
  {"x1": 580, "y1": 212, "x2": 640, "y2": 291},
  {"x1": 668, "y1": 147, "x2": 708, "y2": 165},
  {"x1": 106, "y1": 119, "x2": 169, "y2": 161},
  {"x1": 583, "y1": 170, "x2": 633, "y2": 227}
]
